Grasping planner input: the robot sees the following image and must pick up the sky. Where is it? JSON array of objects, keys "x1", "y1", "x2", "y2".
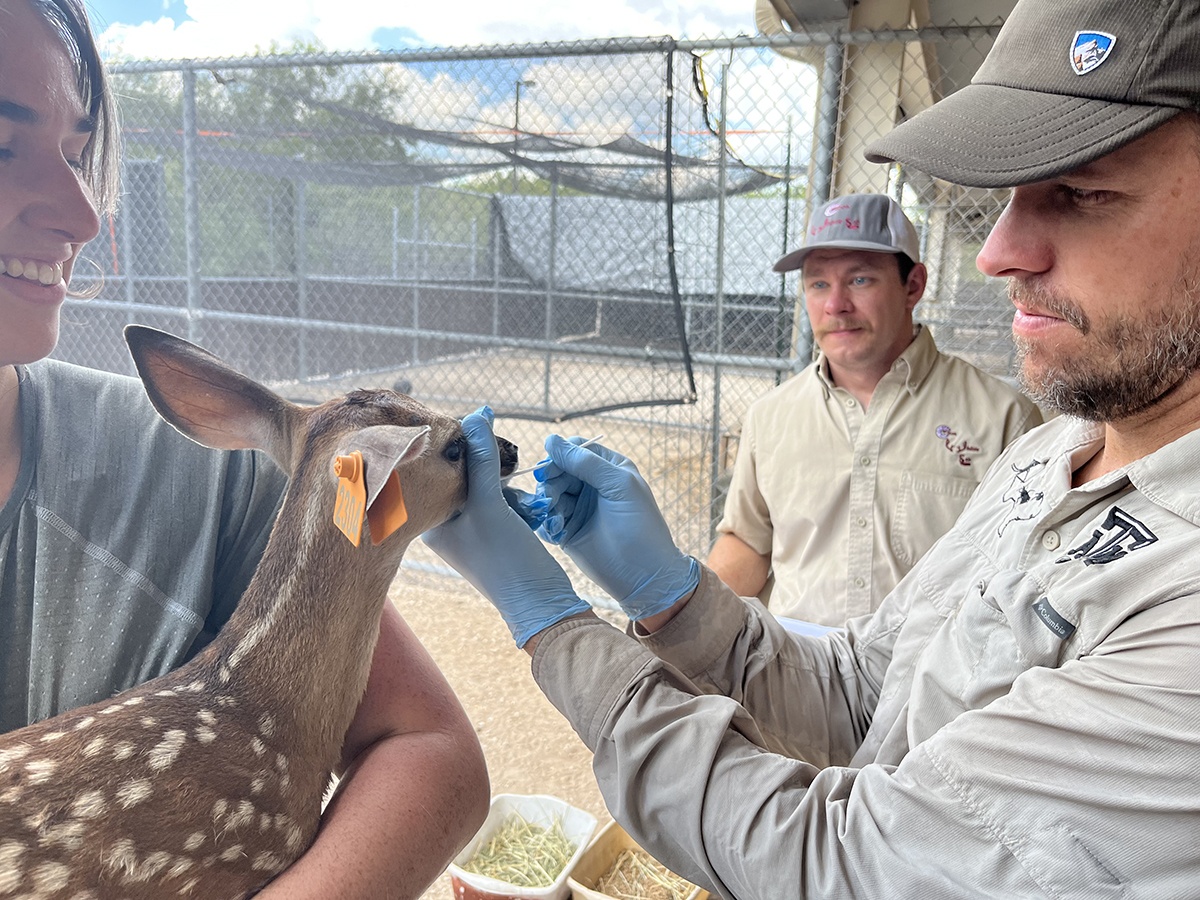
[{"x1": 87, "y1": 0, "x2": 759, "y2": 60}]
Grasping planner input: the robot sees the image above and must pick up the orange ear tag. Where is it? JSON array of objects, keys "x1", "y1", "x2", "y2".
[
  {"x1": 332, "y1": 452, "x2": 366, "y2": 547},
  {"x1": 366, "y1": 471, "x2": 408, "y2": 546}
]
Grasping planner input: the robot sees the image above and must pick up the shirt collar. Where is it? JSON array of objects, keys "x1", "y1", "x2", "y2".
[
  {"x1": 1048, "y1": 415, "x2": 1200, "y2": 528},
  {"x1": 1122, "y1": 426, "x2": 1200, "y2": 526}
]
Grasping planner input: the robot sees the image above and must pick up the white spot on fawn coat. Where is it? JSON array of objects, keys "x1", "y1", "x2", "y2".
[
  {"x1": 0, "y1": 839, "x2": 26, "y2": 891},
  {"x1": 115, "y1": 779, "x2": 153, "y2": 809},
  {"x1": 252, "y1": 850, "x2": 284, "y2": 872},
  {"x1": 71, "y1": 789, "x2": 107, "y2": 819},
  {"x1": 82, "y1": 736, "x2": 107, "y2": 758},
  {"x1": 147, "y1": 729, "x2": 186, "y2": 771},
  {"x1": 0, "y1": 744, "x2": 31, "y2": 771},
  {"x1": 31, "y1": 860, "x2": 70, "y2": 892},
  {"x1": 38, "y1": 821, "x2": 87, "y2": 852},
  {"x1": 25, "y1": 759, "x2": 57, "y2": 785},
  {"x1": 113, "y1": 741, "x2": 135, "y2": 761}
]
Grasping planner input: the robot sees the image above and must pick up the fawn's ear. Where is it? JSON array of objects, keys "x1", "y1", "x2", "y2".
[
  {"x1": 337, "y1": 425, "x2": 431, "y2": 545},
  {"x1": 125, "y1": 325, "x2": 295, "y2": 467},
  {"x1": 340, "y1": 425, "x2": 430, "y2": 509}
]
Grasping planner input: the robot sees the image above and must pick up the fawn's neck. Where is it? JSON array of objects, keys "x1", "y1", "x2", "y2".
[{"x1": 205, "y1": 485, "x2": 406, "y2": 761}]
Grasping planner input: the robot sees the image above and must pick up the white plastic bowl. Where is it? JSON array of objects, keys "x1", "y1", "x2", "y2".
[{"x1": 449, "y1": 793, "x2": 599, "y2": 900}]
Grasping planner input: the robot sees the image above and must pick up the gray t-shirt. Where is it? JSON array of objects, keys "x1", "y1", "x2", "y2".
[{"x1": 0, "y1": 359, "x2": 286, "y2": 731}]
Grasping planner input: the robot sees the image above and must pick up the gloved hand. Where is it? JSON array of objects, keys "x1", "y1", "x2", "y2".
[
  {"x1": 529, "y1": 435, "x2": 699, "y2": 620},
  {"x1": 422, "y1": 408, "x2": 592, "y2": 647}
]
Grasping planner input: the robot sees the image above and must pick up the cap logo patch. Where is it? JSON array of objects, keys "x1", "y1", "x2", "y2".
[{"x1": 1071, "y1": 31, "x2": 1115, "y2": 75}]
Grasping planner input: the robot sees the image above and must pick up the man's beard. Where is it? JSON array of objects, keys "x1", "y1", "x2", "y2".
[{"x1": 1011, "y1": 269, "x2": 1200, "y2": 421}]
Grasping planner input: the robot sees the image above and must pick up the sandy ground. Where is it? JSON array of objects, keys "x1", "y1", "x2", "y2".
[{"x1": 387, "y1": 570, "x2": 615, "y2": 900}]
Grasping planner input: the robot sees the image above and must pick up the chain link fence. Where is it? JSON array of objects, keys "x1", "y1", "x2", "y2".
[{"x1": 60, "y1": 24, "x2": 1013, "y2": 604}]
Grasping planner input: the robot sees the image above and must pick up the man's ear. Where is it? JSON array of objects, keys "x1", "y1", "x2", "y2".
[{"x1": 906, "y1": 262, "x2": 928, "y2": 311}]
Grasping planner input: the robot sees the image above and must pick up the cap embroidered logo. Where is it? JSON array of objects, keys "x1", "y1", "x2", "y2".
[{"x1": 1071, "y1": 30, "x2": 1116, "y2": 75}]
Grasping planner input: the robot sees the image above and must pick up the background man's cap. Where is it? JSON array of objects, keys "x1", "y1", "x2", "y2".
[
  {"x1": 865, "y1": 0, "x2": 1200, "y2": 188},
  {"x1": 773, "y1": 193, "x2": 920, "y2": 273}
]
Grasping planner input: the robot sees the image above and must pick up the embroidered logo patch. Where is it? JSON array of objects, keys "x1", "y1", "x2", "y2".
[
  {"x1": 1071, "y1": 31, "x2": 1116, "y2": 75},
  {"x1": 935, "y1": 425, "x2": 979, "y2": 467},
  {"x1": 1056, "y1": 506, "x2": 1157, "y2": 566},
  {"x1": 998, "y1": 458, "x2": 1048, "y2": 535}
]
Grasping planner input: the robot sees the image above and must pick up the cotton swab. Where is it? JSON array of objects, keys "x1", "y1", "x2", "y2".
[{"x1": 506, "y1": 434, "x2": 605, "y2": 479}]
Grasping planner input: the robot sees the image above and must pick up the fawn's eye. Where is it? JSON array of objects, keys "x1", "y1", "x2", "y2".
[{"x1": 444, "y1": 438, "x2": 466, "y2": 463}]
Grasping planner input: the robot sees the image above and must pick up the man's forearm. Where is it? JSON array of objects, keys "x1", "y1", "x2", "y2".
[{"x1": 706, "y1": 533, "x2": 771, "y2": 598}]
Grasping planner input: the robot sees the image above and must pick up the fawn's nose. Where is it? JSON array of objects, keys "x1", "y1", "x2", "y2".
[{"x1": 495, "y1": 436, "x2": 519, "y2": 478}]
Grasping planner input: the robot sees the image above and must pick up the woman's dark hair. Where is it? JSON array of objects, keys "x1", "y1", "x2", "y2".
[{"x1": 30, "y1": 0, "x2": 119, "y2": 214}]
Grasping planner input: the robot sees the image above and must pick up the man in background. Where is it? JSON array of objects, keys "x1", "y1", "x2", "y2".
[{"x1": 708, "y1": 193, "x2": 1041, "y2": 625}]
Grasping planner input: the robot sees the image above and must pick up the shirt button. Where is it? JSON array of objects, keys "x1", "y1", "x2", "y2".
[
  {"x1": 861, "y1": 456, "x2": 871, "y2": 466},
  {"x1": 854, "y1": 577, "x2": 865, "y2": 588},
  {"x1": 856, "y1": 517, "x2": 867, "y2": 528},
  {"x1": 1042, "y1": 531, "x2": 1061, "y2": 551},
  {"x1": 844, "y1": 398, "x2": 855, "y2": 408}
]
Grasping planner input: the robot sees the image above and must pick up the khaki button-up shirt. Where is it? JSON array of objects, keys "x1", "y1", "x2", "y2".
[{"x1": 716, "y1": 326, "x2": 1041, "y2": 624}]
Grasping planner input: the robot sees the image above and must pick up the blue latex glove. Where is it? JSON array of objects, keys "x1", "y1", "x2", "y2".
[
  {"x1": 422, "y1": 408, "x2": 592, "y2": 647},
  {"x1": 531, "y1": 435, "x2": 700, "y2": 620}
]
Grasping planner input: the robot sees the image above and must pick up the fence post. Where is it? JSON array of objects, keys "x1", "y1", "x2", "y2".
[
  {"x1": 120, "y1": 163, "x2": 136, "y2": 321},
  {"x1": 542, "y1": 174, "x2": 559, "y2": 413},
  {"x1": 295, "y1": 176, "x2": 308, "y2": 379},
  {"x1": 491, "y1": 209, "x2": 501, "y2": 338},
  {"x1": 709, "y1": 62, "x2": 730, "y2": 542},
  {"x1": 412, "y1": 185, "x2": 421, "y2": 365},
  {"x1": 181, "y1": 67, "x2": 201, "y2": 341},
  {"x1": 392, "y1": 206, "x2": 400, "y2": 280},
  {"x1": 812, "y1": 40, "x2": 843, "y2": 210}
]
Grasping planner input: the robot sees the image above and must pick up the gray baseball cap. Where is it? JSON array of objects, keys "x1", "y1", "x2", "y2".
[
  {"x1": 773, "y1": 193, "x2": 921, "y2": 273},
  {"x1": 865, "y1": 0, "x2": 1200, "y2": 188}
]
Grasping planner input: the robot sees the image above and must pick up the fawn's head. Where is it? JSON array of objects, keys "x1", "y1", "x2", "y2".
[{"x1": 124, "y1": 325, "x2": 518, "y2": 546}]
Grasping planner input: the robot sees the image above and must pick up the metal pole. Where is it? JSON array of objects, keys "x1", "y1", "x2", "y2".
[
  {"x1": 798, "y1": 41, "x2": 843, "y2": 367},
  {"x1": 709, "y1": 62, "x2": 730, "y2": 542},
  {"x1": 267, "y1": 193, "x2": 276, "y2": 273},
  {"x1": 470, "y1": 219, "x2": 478, "y2": 280},
  {"x1": 812, "y1": 41, "x2": 843, "y2": 210},
  {"x1": 181, "y1": 68, "x2": 201, "y2": 341},
  {"x1": 512, "y1": 80, "x2": 521, "y2": 194},
  {"x1": 512, "y1": 79, "x2": 535, "y2": 194},
  {"x1": 542, "y1": 172, "x2": 558, "y2": 413},
  {"x1": 120, "y1": 165, "x2": 135, "y2": 318},
  {"x1": 491, "y1": 209, "x2": 501, "y2": 338},
  {"x1": 412, "y1": 185, "x2": 421, "y2": 364},
  {"x1": 391, "y1": 206, "x2": 400, "y2": 280},
  {"x1": 776, "y1": 117, "x2": 794, "y2": 383},
  {"x1": 295, "y1": 177, "x2": 308, "y2": 379}
]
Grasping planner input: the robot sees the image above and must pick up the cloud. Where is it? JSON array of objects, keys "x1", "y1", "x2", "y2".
[{"x1": 96, "y1": 0, "x2": 758, "y2": 60}]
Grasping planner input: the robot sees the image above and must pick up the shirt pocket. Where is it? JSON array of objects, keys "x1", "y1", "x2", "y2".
[
  {"x1": 891, "y1": 469, "x2": 978, "y2": 567},
  {"x1": 952, "y1": 568, "x2": 1073, "y2": 711}
]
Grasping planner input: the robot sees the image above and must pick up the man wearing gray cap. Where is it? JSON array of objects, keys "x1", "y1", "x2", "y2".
[
  {"x1": 709, "y1": 192, "x2": 1039, "y2": 625},
  {"x1": 424, "y1": 0, "x2": 1200, "y2": 896}
]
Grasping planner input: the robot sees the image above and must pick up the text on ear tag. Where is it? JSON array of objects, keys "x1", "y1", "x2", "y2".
[
  {"x1": 333, "y1": 451, "x2": 366, "y2": 547},
  {"x1": 366, "y1": 471, "x2": 408, "y2": 546}
]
